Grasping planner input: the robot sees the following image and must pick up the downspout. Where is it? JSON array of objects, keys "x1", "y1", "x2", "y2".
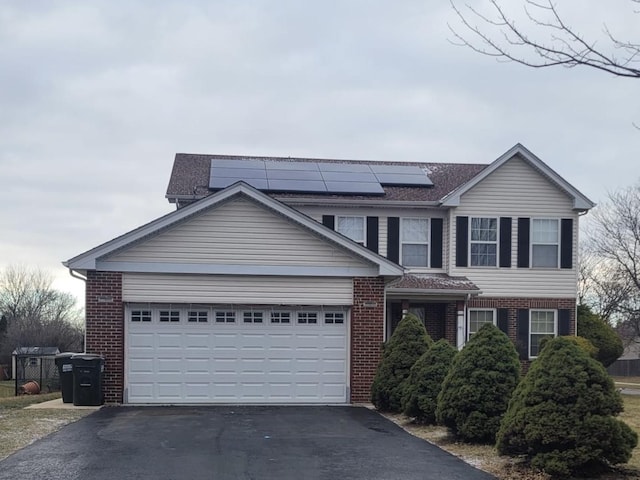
[{"x1": 68, "y1": 269, "x2": 87, "y2": 351}]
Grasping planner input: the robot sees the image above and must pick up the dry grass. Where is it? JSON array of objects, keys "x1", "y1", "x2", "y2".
[
  {"x1": 383, "y1": 394, "x2": 640, "y2": 480},
  {"x1": 0, "y1": 391, "x2": 92, "y2": 461}
]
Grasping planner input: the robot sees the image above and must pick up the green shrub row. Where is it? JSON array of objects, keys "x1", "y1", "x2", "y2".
[{"x1": 370, "y1": 314, "x2": 637, "y2": 477}]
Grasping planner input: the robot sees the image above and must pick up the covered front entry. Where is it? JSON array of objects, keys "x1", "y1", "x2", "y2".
[{"x1": 125, "y1": 304, "x2": 349, "y2": 404}]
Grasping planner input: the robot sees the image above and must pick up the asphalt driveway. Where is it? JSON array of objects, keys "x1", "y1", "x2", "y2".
[{"x1": 0, "y1": 406, "x2": 495, "y2": 480}]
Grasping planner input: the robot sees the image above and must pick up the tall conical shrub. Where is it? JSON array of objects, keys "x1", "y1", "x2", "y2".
[
  {"x1": 436, "y1": 323, "x2": 520, "y2": 443},
  {"x1": 371, "y1": 313, "x2": 432, "y2": 412},
  {"x1": 402, "y1": 339, "x2": 457, "y2": 424},
  {"x1": 497, "y1": 336, "x2": 637, "y2": 477}
]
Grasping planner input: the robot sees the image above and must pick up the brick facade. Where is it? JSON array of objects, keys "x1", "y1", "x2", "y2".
[
  {"x1": 350, "y1": 277, "x2": 386, "y2": 403},
  {"x1": 85, "y1": 271, "x2": 124, "y2": 403}
]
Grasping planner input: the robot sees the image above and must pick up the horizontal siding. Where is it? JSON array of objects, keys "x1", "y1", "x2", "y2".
[
  {"x1": 461, "y1": 269, "x2": 577, "y2": 297},
  {"x1": 450, "y1": 157, "x2": 579, "y2": 297},
  {"x1": 122, "y1": 273, "x2": 353, "y2": 305},
  {"x1": 106, "y1": 198, "x2": 366, "y2": 269}
]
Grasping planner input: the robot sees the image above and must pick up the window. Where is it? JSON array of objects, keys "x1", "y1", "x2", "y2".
[
  {"x1": 270, "y1": 312, "x2": 291, "y2": 324},
  {"x1": 243, "y1": 311, "x2": 263, "y2": 323},
  {"x1": 531, "y1": 219, "x2": 559, "y2": 268},
  {"x1": 401, "y1": 218, "x2": 429, "y2": 267},
  {"x1": 131, "y1": 310, "x2": 152, "y2": 322},
  {"x1": 468, "y1": 309, "x2": 495, "y2": 339},
  {"x1": 324, "y1": 312, "x2": 345, "y2": 324},
  {"x1": 188, "y1": 310, "x2": 208, "y2": 323},
  {"x1": 470, "y1": 217, "x2": 497, "y2": 266},
  {"x1": 297, "y1": 312, "x2": 318, "y2": 324},
  {"x1": 530, "y1": 310, "x2": 556, "y2": 357},
  {"x1": 159, "y1": 310, "x2": 180, "y2": 323},
  {"x1": 215, "y1": 311, "x2": 235, "y2": 323},
  {"x1": 337, "y1": 216, "x2": 365, "y2": 244}
]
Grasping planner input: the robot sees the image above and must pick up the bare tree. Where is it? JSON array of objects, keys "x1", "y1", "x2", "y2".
[
  {"x1": 584, "y1": 183, "x2": 640, "y2": 344},
  {"x1": 0, "y1": 266, "x2": 84, "y2": 361},
  {"x1": 450, "y1": 0, "x2": 640, "y2": 78}
]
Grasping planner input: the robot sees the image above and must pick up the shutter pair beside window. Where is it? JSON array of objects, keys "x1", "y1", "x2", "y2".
[
  {"x1": 455, "y1": 216, "x2": 512, "y2": 267},
  {"x1": 517, "y1": 217, "x2": 573, "y2": 268},
  {"x1": 322, "y1": 215, "x2": 379, "y2": 254},
  {"x1": 386, "y1": 217, "x2": 443, "y2": 267},
  {"x1": 515, "y1": 308, "x2": 571, "y2": 360}
]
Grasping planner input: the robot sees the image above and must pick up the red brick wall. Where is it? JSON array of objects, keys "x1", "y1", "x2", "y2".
[
  {"x1": 85, "y1": 271, "x2": 124, "y2": 403},
  {"x1": 351, "y1": 277, "x2": 386, "y2": 403},
  {"x1": 468, "y1": 297, "x2": 577, "y2": 341}
]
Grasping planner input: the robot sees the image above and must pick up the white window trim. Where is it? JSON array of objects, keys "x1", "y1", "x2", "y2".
[
  {"x1": 529, "y1": 309, "x2": 557, "y2": 358},
  {"x1": 530, "y1": 218, "x2": 560, "y2": 269},
  {"x1": 467, "y1": 308, "x2": 496, "y2": 340},
  {"x1": 469, "y1": 217, "x2": 498, "y2": 268},
  {"x1": 336, "y1": 215, "x2": 366, "y2": 245},
  {"x1": 400, "y1": 217, "x2": 430, "y2": 268}
]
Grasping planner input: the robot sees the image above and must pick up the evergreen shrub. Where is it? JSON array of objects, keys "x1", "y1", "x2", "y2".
[
  {"x1": 436, "y1": 323, "x2": 520, "y2": 443},
  {"x1": 497, "y1": 336, "x2": 637, "y2": 477},
  {"x1": 402, "y1": 339, "x2": 457, "y2": 424},
  {"x1": 370, "y1": 313, "x2": 432, "y2": 412}
]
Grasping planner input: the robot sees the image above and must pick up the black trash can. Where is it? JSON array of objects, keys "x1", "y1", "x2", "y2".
[
  {"x1": 54, "y1": 352, "x2": 76, "y2": 403},
  {"x1": 71, "y1": 354, "x2": 104, "y2": 406}
]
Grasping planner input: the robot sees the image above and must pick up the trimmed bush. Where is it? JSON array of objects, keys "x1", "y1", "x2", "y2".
[
  {"x1": 436, "y1": 323, "x2": 520, "y2": 443},
  {"x1": 540, "y1": 334, "x2": 598, "y2": 359},
  {"x1": 371, "y1": 313, "x2": 432, "y2": 412},
  {"x1": 577, "y1": 304, "x2": 623, "y2": 367},
  {"x1": 402, "y1": 339, "x2": 457, "y2": 424},
  {"x1": 497, "y1": 336, "x2": 637, "y2": 477}
]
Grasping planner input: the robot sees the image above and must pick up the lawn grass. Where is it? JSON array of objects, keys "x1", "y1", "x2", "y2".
[
  {"x1": 0, "y1": 380, "x2": 15, "y2": 398},
  {"x1": 619, "y1": 394, "x2": 640, "y2": 471}
]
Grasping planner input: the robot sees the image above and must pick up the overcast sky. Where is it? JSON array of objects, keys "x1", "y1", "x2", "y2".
[{"x1": 1, "y1": 1, "x2": 639, "y2": 306}]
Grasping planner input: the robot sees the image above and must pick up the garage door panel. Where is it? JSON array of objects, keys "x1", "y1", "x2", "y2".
[{"x1": 127, "y1": 306, "x2": 348, "y2": 404}]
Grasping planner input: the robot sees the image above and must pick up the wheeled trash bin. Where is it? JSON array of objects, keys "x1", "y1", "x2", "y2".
[
  {"x1": 71, "y1": 354, "x2": 104, "y2": 406},
  {"x1": 54, "y1": 352, "x2": 76, "y2": 403}
]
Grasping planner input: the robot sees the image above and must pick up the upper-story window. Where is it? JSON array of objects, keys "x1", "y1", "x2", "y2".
[
  {"x1": 401, "y1": 218, "x2": 429, "y2": 267},
  {"x1": 531, "y1": 219, "x2": 559, "y2": 268},
  {"x1": 336, "y1": 216, "x2": 365, "y2": 244},
  {"x1": 470, "y1": 217, "x2": 498, "y2": 267}
]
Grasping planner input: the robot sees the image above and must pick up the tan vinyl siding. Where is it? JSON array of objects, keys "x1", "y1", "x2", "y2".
[
  {"x1": 122, "y1": 273, "x2": 353, "y2": 305},
  {"x1": 105, "y1": 198, "x2": 366, "y2": 269},
  {"x1": 451, "y1": 157, "x2": 579, "y2": 298}
]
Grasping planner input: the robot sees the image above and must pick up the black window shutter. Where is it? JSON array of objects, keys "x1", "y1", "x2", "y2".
[
  {"x1": 430, "y1": 218, "x2": 443, "y2": 268},
  {"x1": 366, "y1": 217, "x2": 379, "y2": 253},
  {"x1": 322, "y1": 215, "x2": 335, "y2": 230},
  {"x1": 387, "y1": 217, "x2": 400, "y2": 263},
  {"x1": 497, "y1": 308, "x2": 509, "y2": 335},
  {"x1": 499, "y1": 217, "x2": 512, "y2": 268},
  {"x1": 455, "y1": 216, "x2": 468, "y2": 267},
  {"x1": 558, "y1": 309, "x2": 571, "y2": 336},
  {"x1": 516, "y1": 309, "x2": 530, "y2": 360},
  {"x1": 560, "y1": 218, "x2": 573, "y2": 269},
  {"x1": 517, "y1": 217, "x2": 530, "y2": 268}
]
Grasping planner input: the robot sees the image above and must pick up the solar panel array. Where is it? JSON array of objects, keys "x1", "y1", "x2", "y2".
[{"x1": 209, "y1": 158, "x2": 433, "y2": 195}]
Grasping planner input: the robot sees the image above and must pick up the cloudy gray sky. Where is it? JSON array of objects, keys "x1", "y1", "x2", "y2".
[{"x1": 1, "y1": 1, "x2": 639, "y2": 305}]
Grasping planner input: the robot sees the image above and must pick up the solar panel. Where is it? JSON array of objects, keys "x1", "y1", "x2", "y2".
[
  {"x1": 267, "y1": 179, "x2": 327, "y2": 193},
  {"x1": 209, "y1": 158, "x2": 433, "y2": 195},
  {"x1": 325, "y1": 181, "x2": 385, "y2": 194}
]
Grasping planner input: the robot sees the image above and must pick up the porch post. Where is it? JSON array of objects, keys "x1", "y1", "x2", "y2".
[{"x1": 456, "y1": 300, "x2": 465, "y2": 350}]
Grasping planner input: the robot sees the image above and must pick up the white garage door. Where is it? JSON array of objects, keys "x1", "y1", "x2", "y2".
[{"x1": 125, "y1": 305, "x2": 348, "y2": 404}]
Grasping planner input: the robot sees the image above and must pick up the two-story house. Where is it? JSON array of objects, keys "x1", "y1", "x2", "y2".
[{"x1": 64, "y1": 143, "x2": 594, "y2": 405}]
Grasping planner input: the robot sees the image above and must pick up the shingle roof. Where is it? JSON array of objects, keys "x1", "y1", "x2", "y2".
[
  {"x1": 387, "y1": 274, "x2": 480, "y2": 293},
  {"x1": 166, "y1": 153, "x2": 488, "y2": 203}
]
